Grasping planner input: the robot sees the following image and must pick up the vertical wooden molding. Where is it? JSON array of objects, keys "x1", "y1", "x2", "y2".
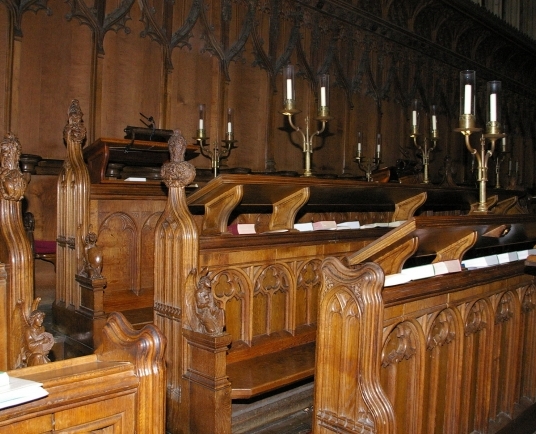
[
  {"x1": 154, "y1": 130, "x2": 198, "y2": 433},
  {"x1": 56, "y1": 100, "x2": 90, "y2": 313},
  {"x1": 0, "y1": 133, "x2": 33, "y2": 369}
]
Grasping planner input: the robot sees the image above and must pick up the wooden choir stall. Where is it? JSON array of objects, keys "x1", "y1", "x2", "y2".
[
  {"x1": 314, "y1": 214, "x2": 536, "y2": 433},
  {"x1": 47, "y1": 99, "x2": 536, "y2": 433},
  {"x1": 0, "y1": 130, "x2": 167, "y2": 433}
]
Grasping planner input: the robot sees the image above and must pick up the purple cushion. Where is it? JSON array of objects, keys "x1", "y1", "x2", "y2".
[{"x1": 34, "y1": 240, "x2": 56, "y2": 254}]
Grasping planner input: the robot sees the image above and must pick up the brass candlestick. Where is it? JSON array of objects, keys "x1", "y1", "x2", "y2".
[
  {"x1": 195, "y1": 131, "x2": 237, "y2": 178},
  {"x1": 194, "y1": 106, "x2": 237, "y2": 177},
  {"x1": 410, "y1": 130, "x2": 438, "y2": 184},
  {"x1": 455, "y1": 74, "x2": 504, "y2": 213},
  {"x1": 355, "y1": 133, "x2": 382, "y2": 182},
  {"x1": 409, "y1": 101, "x2": 438, "y2": 184},
  {"x1": 280, "y1": 66, "x2": 332, "y2": 177}
]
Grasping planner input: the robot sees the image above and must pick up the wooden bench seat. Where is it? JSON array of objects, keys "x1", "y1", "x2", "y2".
[{"x1": 227, "y1": 342, "x2": 316, "y2": 399}]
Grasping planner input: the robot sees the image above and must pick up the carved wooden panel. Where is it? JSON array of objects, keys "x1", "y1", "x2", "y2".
[{"x1": 316, "y1": 243, "x2": 536, "y2": 434}]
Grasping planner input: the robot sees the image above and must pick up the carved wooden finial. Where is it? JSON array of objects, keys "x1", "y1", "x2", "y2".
[
  {"x1": 0, "y1": 132, "x2": 27, "y2": 201},
  {"x1": 161, "y1": 129, "x2": 196, "y2": 188},
  {"x1": 63, "y1": 99, "x2": 87, "y2": 147}
]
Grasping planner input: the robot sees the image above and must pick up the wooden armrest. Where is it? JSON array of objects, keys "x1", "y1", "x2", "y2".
[{"x1": 227, "y1": 342, "x2": 315, "y2": 399}]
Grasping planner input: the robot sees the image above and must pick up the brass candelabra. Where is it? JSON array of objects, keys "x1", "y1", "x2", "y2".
[
  {"x1": 409, "y1": 101, "x2": 438, "y2": 184},
  {"x1": 355, "y1": 132, "x2": 382, "y2": 182},
  {"x1": 195, "y1": 105, "x2": 237, "y2": 178},
  {"x1": 455, "y1": 72, "x2": 505, "y2": 213},
  {"x1": 280, "y1": 66, "x2": 332, "y2": 177}
]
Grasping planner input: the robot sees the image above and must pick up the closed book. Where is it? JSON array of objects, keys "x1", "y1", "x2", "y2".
[
  {"x1": 294, "y1": 222, "x2": 314, "y2": 232},
  {"x1": 336, "y1": 221, "x2": 361, "y2": 230},
  {"x1": 462, "y1": 255, "x2": 499, "y2": 269},
  {"x1": 433, "y1": 260, "x2": 462, "y2": 276},
  {"x1": 384, "y1": 273, "x2": 412, "y2": 287},
  {"x1": 497, "y1": 252, "x2": 519, "y2": 264},
  {"x1": 228, "y1": 223, "x2": 256, "y2": 235},
  {"x1": 0, "y1": 376, "x2": 48, "y2": 410},
  {"x1": 312, "y1": 221, "x2": 337, "y2": 231},
  {"x1": 401, "y1": 264, "x2": 435, "y2": 280}
]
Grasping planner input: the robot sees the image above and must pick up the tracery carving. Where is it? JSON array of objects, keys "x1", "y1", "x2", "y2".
[
  {"x1": 0, "y1": 132, "x2": 26, "y2": 201},
  {"x1": 426, "y1": 309, "x2": 456, "y2": 350},
  {"x1": 0, "y1": 0, "x2": 51, "y2": 37},
  {"x1": 161, "y1": 129, "x2": 196, "y2": 188},
  {"x1": 64, "y1": 0, "x2": 134, "y2": 55},
  {"x1": 495, "y1": 292, "x2": 514, "y2": 324},
  {"x1": 382, "y1": 322, "x2": 417, "y2": 368},
  {"x1": 254, "y1": 264, "x2": 291, "y2": 296},
  {"x1": 138, "y1": 0, "x2": 200, "y2": 71}
]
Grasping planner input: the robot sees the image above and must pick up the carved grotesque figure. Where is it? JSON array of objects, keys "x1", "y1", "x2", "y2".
[
  {"x1": 194, "y1": 274, "x2": 225, "y2": 335},
  {"x1": 0, "y1": 132, "x2": 26, "y2": 201},
  {"x1": 185, "y1": 268, "x2": 225, "y2": 335},
  {"x1": 80, "y1": 231, "x2": 103, "y2": 279},
  {"x1": 23, "y1": 310, "x2": 55, "y2": 366}
]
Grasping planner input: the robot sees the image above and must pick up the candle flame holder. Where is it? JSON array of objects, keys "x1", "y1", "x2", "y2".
[{"x1": 195, "y1": 130, "x2": 237, "y2": 178}]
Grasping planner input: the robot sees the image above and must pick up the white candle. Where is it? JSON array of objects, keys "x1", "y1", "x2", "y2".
[
  {"x1": 320, "y1": 87, "x2": 327, "y2": 107},
  {"x1": 199, "y1": 118, "x2": 204, "y2": 130},
  {"x1": 357, "y1": 142, "x2": 361, "y2": 152},
  {"x1": 376, "y1": 134, "x2": 381, "y2": 156},
  {"x1": 286, "y1": 79, "x2": 293, "y2": 100},
  {"x1": 227, "y1": 122, "x2": 232, "y2": 133},
  {"x1": 412, "y1": 111, "x2": 417, "y2": 127},
  {"x1": 464, "y1": 84, "x2": 472, "y2": 115},
  {"x1": 432, "y1": 115, "x2": 437, "y2": 131},
  {"x1": 489, "y1": 93, "x2": 497, "y2": 122}
]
